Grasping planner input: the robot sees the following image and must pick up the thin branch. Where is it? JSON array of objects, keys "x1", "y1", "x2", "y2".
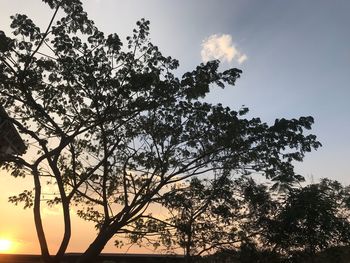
[{"x1": 25, "y1": 3, "x2": 61, "y2": 70}]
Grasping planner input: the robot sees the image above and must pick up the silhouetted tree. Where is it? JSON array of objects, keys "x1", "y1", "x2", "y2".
[
  {"x1": 130, "y1": 177, "x2": 281, "y2": 263},
  {"x1": 0, "y1": 0, "x2": 321, "y2": 262},
  {"x1": 161, "y1": 176, "x2": 242, "y2": 263},
  {"x1": 164, "y1": 176, "x2": 279, "y2": 263},
  {"x1": 266, "y1": 179, "x2": 350, "y2": 259}
]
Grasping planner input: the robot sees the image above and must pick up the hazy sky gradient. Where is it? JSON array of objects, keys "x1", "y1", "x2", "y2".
[{"x1": 1, "y1": 0, "x2": 350, "y2": 254}]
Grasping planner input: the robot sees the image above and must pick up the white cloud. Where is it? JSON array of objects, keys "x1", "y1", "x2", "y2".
[
  {"x1": 201, "y1": 34, "x2": 247, "y2": 64},
  {"x1": 237, "y1": 53, "x2": 248, "y2": 64}
]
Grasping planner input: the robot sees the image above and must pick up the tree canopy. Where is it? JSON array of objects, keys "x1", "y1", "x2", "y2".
[
  {"x1": 266, "y1": 179, "x2": 350, "y2": 257},
  {"x1": 0, "y1": 1, "x2": 321, "y2": 262},
  {"x1": 168, "y1": 179, "x2": 350, "y2": 263},
  {"x1": 156, "y1": 176, "x2": 276, "y2": 262}
]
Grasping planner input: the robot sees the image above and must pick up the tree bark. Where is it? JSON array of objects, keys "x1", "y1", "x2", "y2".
[
  {"x1": 55, "y1": 194, "x2": 71, "y2": 261},
  {"x1": 33, "y1": 169, "x2": 52, "y2": 263},
  {"x1": 53, "y1": 162, "x2": 71, "y2": 260},
  {"x1": 185, "y1": 224, "x2": 193, "y2": 263},
  {"x1": 77, "y1": 227, "x2": 114, "y2": 263}
]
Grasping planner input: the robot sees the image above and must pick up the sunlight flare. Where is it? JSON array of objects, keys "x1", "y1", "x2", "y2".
[{"x1": 0, "y1": 239, "x2": 12, "y2": 253}]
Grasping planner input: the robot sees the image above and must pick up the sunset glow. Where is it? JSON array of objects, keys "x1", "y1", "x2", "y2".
[
  {"x1": 0, "y1": 0, "x2": 350, "y2": 257},
  {"x1": 0, "y1": 239, "x2": 12, "y2": 253}
]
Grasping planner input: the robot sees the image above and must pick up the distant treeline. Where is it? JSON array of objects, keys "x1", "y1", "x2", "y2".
[
  {"x1": 131, "y1": 177, "x2": 350, "y2": 263},
  {"x1": 0, "y1": 253, "x2": 183, "y2": 263}
]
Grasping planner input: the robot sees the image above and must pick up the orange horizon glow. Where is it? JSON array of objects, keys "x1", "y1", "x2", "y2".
[{"x1": 0, "y1": 238, "x2": 14, "y2": 253}]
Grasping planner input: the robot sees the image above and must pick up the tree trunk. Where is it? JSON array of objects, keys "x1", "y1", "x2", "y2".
[
  {"x1": 55, "y1": 180, "x2": 71, "y2": 259},
  {"x1": 77, "y1": 228, "x2": 114, "y2": 263},
  {"x1": 185, "y1": 246, "x2": 192, "y2": 263},
  {"x1": 33, "y1": 169, "x2": 51, "y2": 263},
  {"x1": 55, "y1": 195, "x2": 71, "y2": 261},
  {"x1": 185, "y1": 227, "x2": 193, "y2": 263}
]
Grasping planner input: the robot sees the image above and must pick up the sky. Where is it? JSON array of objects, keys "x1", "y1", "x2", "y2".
[{"x1": 0, "y1": 0, "x2": 350, "y2": 255}]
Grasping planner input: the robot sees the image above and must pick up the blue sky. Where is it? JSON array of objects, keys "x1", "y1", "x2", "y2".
[
  {"x1": 0, "y1": 0, "x2": 350, "y2": 253},
  {"x1": 87, "y1": 0, "x2": 349, "y2": 183},
  {"x1": 1, "y1": 0, "x2": 349, "y2": 181}
]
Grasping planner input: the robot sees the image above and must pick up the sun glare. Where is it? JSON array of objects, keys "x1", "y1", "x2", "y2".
[{"x1": 0, "y1": 239, "x2": 12, "y2": 253}]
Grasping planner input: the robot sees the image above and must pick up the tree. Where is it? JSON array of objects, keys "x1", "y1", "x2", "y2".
[
  {"x1": 161, "y1": 176, "x2": 243, "y2": 263},
  {"x1": 266, "y1": 179, "x2": 350, "y2": 259},
  {"x1": 127, "y1": 176, "x2": 279, "y2": 263},
  {"x1": 0, "y1": 1, "x2": 321, "y2": 262},
  {"x1": 160, "y1": 176, "x2": 278, "y2": 263}
]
